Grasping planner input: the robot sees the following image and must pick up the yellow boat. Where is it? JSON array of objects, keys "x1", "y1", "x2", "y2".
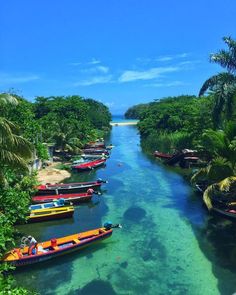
[{"x1": 28, "y1": 206, "x2": 74, "y2": 223}]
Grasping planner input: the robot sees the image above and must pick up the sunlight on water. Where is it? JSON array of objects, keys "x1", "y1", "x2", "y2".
[{"x1": 14, "y1": 125, "x2": 236, "y2": 295}]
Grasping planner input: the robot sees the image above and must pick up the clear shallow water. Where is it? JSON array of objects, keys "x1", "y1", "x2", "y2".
[{"x1": 15, "y1": 125, "x2": 236, "y2": 295}]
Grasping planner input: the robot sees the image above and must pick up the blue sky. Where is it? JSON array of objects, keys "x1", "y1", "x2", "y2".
[{"x1": 0, "y1": 0, "x2": 236, "y2": 114}]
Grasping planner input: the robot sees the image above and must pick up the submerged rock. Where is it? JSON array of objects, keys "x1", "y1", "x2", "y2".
[
  {"x1": 123, "y1": 206, "x2": 146, "y2": 222},
  {"x1": 78, "y1": 280, "x2": 117, "y2": 295},
  {"x1": 120, "y1": 261, "x2": 128, "y2": 268}
]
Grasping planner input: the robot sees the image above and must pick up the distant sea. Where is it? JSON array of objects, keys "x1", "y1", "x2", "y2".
[{"x1": 111, "y1": 114, "x2": 138, "y2": 123}]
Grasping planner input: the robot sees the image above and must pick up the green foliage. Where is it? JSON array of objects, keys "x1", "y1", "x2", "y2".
[
  {"x1": 34, "y1": 96, "x2": 111, "y2": 153},
  {"x1": 0, "y1": 174, "x2": 38, "y2": 225},
  {"x1": 141, "y1": 131, "x2": 193, "y2": 153},
  {"x1": 136, "y1": 95, "x2": 213, "y2": 153},
  {"x1": 125, "y1": 103, "x2": 149, "y2": 119},
  {"x1": 199, "y1": 121, "x2": 236, "y2": 168},
  {"x1": 84, "y1": 98, "x2": 112, "y2": 130},
  {"x1": 35, "y1": 143, "x2": 49, "y2": 161}
]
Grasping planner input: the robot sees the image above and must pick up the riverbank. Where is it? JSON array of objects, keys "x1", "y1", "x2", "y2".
[{"x1": 37, "y1": 162, "x2": 71, "y2": 184}]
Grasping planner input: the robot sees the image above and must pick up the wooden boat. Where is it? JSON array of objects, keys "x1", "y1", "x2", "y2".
[
  {"x1": 32, "y1": 189, "x2": 96, "y2": 204},
  {"x1": 29, "y1": 199, "x2": 67, "y2": 211},
  {"x1": 2, "y1": 226, "x2": 113, "y2": 266},
  {"x1": 165, "y1": 149, "x2": 199, "y2": 166},
  {"x1": 28, "y1": 206, "x2": 74, "y2": 223},
  {"x1": 36, "y1": 179, "x2": 107, "y2": 196},
  {"x1": 81, "y1": 153, "x2": 109, "y2": 160},
  {"x1": 153, "y1": 151, "x2": 173, "y2": 159},
  {"x1": 212, "y1": 207, "x2": 236, "y2": 219},
  {"x1": 72, "y1": 159, "x2": 106, "y2": 171}
]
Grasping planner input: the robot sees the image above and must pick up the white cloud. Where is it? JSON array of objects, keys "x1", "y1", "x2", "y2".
[
  {"x1": 147, "y1": 81, "x2": 188, "y2": 88},
  {"x1": 81, "y1": 65, "x2": 109, "y2": 74},
  {"x1": 96, "y1": 66, "x2": 109, "y2": 73},
  {"x1": 74, "y1": 75, "x2": 112, "y2": 86},
  {"x1": 0, "y1": 73, "x2": 40, "y2": 84},
  {"x1": 155, "y1": 56, "x2": 173, "y2": 62},
  {"x1": 119, "y1": 67, "x2": 179, "y2": 82},
  {"x1": 88, "y1": 58, "x2": 101, "y2": 65}
]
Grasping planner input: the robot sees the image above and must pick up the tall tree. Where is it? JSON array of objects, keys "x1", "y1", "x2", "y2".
[{"x1": 199, "y1": 37, "x2": 236, "y2": 127}]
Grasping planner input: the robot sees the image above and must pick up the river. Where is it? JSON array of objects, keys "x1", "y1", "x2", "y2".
[{"x1": 15, "y1": 123, "x2": 236, "y2": 295}]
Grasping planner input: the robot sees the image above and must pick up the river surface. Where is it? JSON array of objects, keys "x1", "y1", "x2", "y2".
[{"x1": 15, "y1": 122, "x2": 236, "y2": 295}]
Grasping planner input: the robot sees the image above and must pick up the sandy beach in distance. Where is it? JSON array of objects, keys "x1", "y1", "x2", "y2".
[{"x1": 110, "y1": 122, "x2": 138, "y2": 126}]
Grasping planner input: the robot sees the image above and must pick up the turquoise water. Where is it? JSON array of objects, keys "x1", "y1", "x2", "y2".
[
  {"x1": 112, "y1": 115, "x2": 138, "y2": 123},
  {"x1": 15, "y1": 124, "x2": 236, "y2": 294}
]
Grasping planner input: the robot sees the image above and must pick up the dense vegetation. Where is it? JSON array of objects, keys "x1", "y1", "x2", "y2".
[
  {"x1": 34, "y1": 96, "x2": 111, "y2": 154},
  {"x1": 127, "y1": 36, "x2": 236, "y2": 208},
  {"x1": 124, "y1": 103, "x2": 149, "y2": 119},
  {"x1": 0, "y1": 94, "x2": 111, "y2": 294},
  {"x1": 136, "y1": 95, "x2": 214, "y2": 152}
]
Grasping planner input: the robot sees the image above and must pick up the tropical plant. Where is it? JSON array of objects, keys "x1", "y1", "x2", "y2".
[
  {"x1": 203, "y1": 176, "x2": 236, "y2": 209},
  {"x1": 0, "y1": 94, "x2": 33, "y2": 186},
  {"x1": 199, "y1": 36, "x2": 236, "y2": 127}
]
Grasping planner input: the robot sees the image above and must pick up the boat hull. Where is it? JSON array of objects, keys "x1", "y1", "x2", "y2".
[
  {"x1": 72, "y1": 159, "x2": 106, "y2": 171},
  {"x1": 3, "y1": 228, "x2": 112, "y2": 267},
  {"x1": 32, "y1": 193, "x2": 93, "y2": 204},
  {"x1": 28, "y1": 207, "x2": 74, "y2": 222},
  {"x1": 212, "y1": 207, "x2": 236, "y2": 219},
  {"x1": 36, "y1": 180, "x2": 104, "y2": 196}
]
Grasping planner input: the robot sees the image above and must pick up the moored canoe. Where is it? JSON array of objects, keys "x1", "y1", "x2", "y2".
[
  {"x1": 32, "y1": 190, "x2": 95, "y2": 204},
  {"x1": 2, "y1": 227, "x2": 113, "y2": 266},
  {"x1": 28, "y1": 206, "x2": 74, "y2": 222},
  {"x1": 36, "y1": 179, "x2": 107, "y2": 195}
]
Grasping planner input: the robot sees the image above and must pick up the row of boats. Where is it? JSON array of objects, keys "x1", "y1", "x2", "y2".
[{"x1": 2, "y1": 139, "x2": 120, "y2": 266}]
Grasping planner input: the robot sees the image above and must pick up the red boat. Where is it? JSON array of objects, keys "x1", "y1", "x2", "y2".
[
  {"x1": 32, "y1": 189, "x2": 96, "y2": 204},
  {"x1": 153, "y1": 151, "x2": 173, "y2": 159},
  {"x1": 36, "y1": 179, "x2": 107, "y2": 196},
  {"x1": 72, "y1": 159, "x2": 106, "y2": 171}
]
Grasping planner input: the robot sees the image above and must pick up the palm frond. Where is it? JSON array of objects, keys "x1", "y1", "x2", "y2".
[
  {"x1": 209, "y1": 36, "x2": 236, "y2": 73},
  {"x1": 0, "y1": 93, "x2": 18, "y2": 106},
  {"x1": 203, "y1": 185, "x2": 214, "y2": 210},
  {"x1": 199, "y1": 73, "x2": 236, "y2": 96},
  {"x1": 0, "y1": 149, "x2": 29, "y2": 171}
]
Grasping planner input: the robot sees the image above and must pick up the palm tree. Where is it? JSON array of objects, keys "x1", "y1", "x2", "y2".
[
  {"x1": 199, "y1": 36, "x2": 236, "y2": 127},
  {"x1": 0, "y1": 93, "x2": 33, "y2": 186},
  {"x1": 191, "y1": 121, "x2": 236, "y2": 185}
]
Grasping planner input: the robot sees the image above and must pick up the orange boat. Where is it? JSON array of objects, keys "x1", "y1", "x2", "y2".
[{"x1": 2, "y1": 224, "x2": 120, "y2": 267}]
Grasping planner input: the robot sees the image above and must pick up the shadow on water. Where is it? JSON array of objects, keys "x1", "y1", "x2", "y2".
[{"x1": 68, "y1": 280, "x2": 117, "y2": 295}]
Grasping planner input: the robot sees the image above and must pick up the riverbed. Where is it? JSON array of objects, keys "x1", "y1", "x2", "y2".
[{"x1": 15, "y1": 123, "x2": 236, "y2": 295}]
